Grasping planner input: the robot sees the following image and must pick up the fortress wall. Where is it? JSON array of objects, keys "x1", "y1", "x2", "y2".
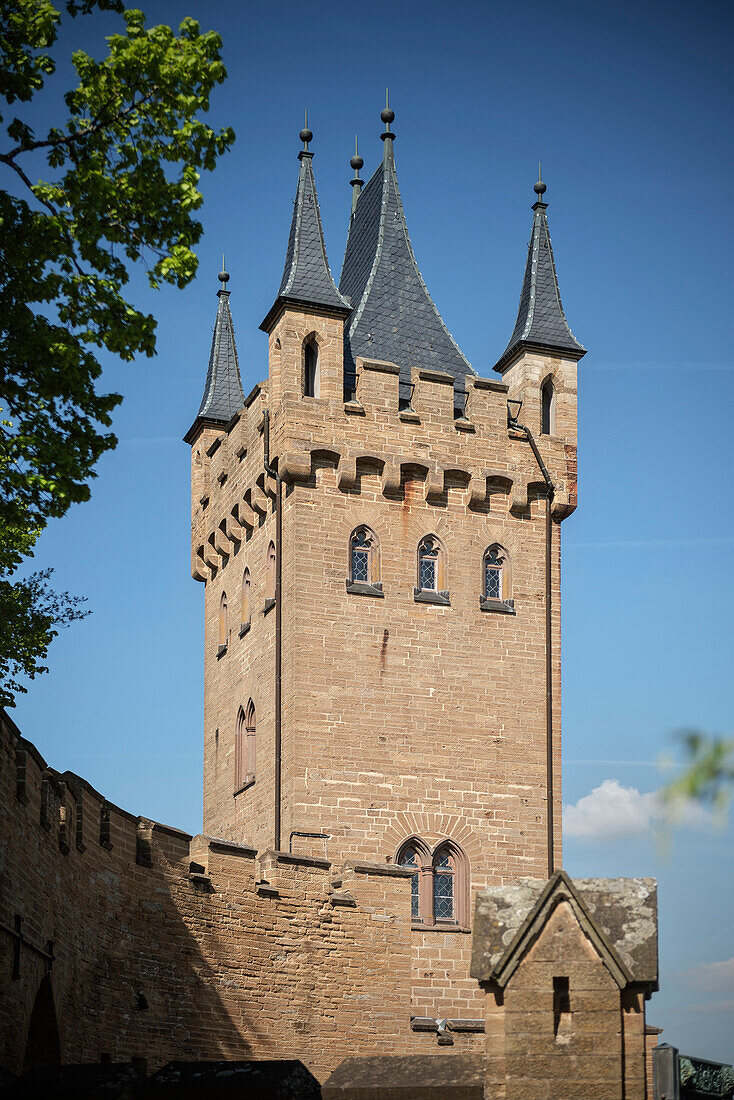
[{"x1": 0, "y1": 712, "x2": 471, "y2": 1081}]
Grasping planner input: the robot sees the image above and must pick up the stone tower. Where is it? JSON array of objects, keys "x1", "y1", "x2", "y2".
[{"x1": 186, "y1": 108, "x2": 585, "y2": 1020}]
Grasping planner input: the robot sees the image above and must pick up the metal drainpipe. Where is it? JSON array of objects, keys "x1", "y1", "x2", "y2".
[
  {"x1": 263, "y1": 409, "x2": 282, "y2": 851},
  {"x1": 510, "y1": 412, "x2": 556, "y2": 877}
]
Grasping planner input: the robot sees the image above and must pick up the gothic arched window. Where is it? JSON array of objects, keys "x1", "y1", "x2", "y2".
[
  {"x1": 541, "y1": 377, "x2": 556, "y2": 436},
  {"x1": 304, "y1": 338, "x2": 319, "y2": 398},
  {"x1": 218, "y1": 591, "x2": 228, "y2": 652},
  {"x1": 415, "y1": 535, "x2": 449, "y2": 604},
  {"x1": 480, "y1": 544, "x2": 514, "y2": 612},
  {"x1": 240, "y1": 568, "x2": 251, "y2": 634},
  {"x1": 235, "y1": 701, "x2": 256, "y2": 793},
  {"x1": 347, "y1": 526, "x2": 382, "y2": 595},
  {"x1": 265, "y1": 542, "x2": 276, "y2": 610},
  {"x1": 396, "y1": 838, "x2": 469, "y2": 927}
]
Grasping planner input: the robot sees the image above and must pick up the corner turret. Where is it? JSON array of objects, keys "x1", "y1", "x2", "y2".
[
  {"x1": 184, "y1": 266, "x2": 246, "y2": 445},
  {"x1": 495, "y1": 171, "x2": 585, "y2": 373}
]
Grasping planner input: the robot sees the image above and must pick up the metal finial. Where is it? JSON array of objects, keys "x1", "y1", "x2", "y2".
[
  {"x1": 534, "y1": 162, "x2": 547, "y2": 199},
  {"x1": 300, "y1": 108, "x2": 313, "y2": 151},
  {"x1": 218, "y1": 255, "x2": 229, "y2": 285},
  {"x1": 350, "y1": 135, "x2": 364, "y2": 174},
  {"x1": 381, "y1": 87, "x2": 395, "y2": 128}
]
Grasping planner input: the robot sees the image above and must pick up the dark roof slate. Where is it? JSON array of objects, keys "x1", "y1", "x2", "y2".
[
  {"x1": 194, "y1": 285, "x2": 245, "y2": 425},
  {"x1": 340, "y1": 138, "x2": 474, "y2": 400},
  {"x1": 495, "y1": 198, "x2": 585, "y2": 372},
  {"x1": 269, "y1": 151, "x2": 350, "y2": 320}
]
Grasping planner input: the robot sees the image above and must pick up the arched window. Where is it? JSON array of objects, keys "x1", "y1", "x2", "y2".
[
  {"x1": 265, "y1": 541, "x2": 276, "y2": 609},
  {"x1": 246, "y1": 699, "x2": 256, "y2": 778},
  {"x1": 218, "y1": 591, "x2": 228, "y2": 652},
  {"x1": 235, "y1": 701, "x2": 256, "y2": 792},
  {"x1": 433, "y1": 845, "x2": 456, "y2": 921},
  {"x1": 481, "y1": 544, "x2": 513, "y2": 611},
  {"x1": 348, "y1": 526, "x2": 382, "y2": 593},
  {"x1": 541, "y1": 377, "x2": 556, "y2": 436},
  {"x1": 240, "y1": 568, "x2": 251, "y2": 634},
  {"x1": 304, "y1": 338, "x2": 319, "y2": 397},
  {"x1": 415, "y1": 535, "x2": 448, "y2": 604},
  {"x1": 396, "y1": 837, "x2": 469, "y2": 927}
]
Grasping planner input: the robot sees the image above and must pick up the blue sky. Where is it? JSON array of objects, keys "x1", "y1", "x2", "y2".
[{"x1": 10, "y1": 0, "x2": 733, "y2": 1064}]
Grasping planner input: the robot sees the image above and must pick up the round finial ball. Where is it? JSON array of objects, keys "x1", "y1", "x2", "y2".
[
  {"x1": 300, "y1": 127, "x2": 313, "y2": 145},
  {"x1": 380, "y1": 107, "x2": 395, "y2": 125},
  {"x1": 218, "y1": 268, "x2": 229, "y2": 285},
  {"x1": 350, "y1": 154, "x2": 364, "y2": 171},
  {"x1": 534, "y1": 179, "x2": 547, "y2": 196}
]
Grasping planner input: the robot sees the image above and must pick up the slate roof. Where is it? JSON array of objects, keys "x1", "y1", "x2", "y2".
[
  {"x1": 186, "y1": 279, "x2": 245, "y2": 441},
  {"x1": 340, "y1": 134, "x2": 474, "y2": 405},
  {"x1": 495, "y1": 194, "x2": 585, "y2": 373},
  {"x1": 261, "y1": 150, "x2": 350, "y2": 331}
]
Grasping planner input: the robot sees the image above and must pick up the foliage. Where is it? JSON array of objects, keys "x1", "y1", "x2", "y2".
[
  {"x1": 0, "y1": 0, "x2": 234, "y2": 704},
  {"x1": 661, "y1": 731, "x2": 734, "y2": 817}
]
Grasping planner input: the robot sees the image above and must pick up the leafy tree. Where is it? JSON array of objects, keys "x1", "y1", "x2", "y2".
[
  {"x1": 0, "y1": 0, "x2": 234, "y2": 705},
  {"x1": 661, "y1": 731, "x2": 734, "y2": 817}
]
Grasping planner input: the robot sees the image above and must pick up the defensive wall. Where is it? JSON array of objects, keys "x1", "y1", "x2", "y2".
[{"x1": 0, "y1": 710, "x2": 486, "y2": 1082}]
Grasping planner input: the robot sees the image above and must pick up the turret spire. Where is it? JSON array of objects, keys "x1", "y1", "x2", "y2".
[
  {"x1": 494, "y1": 173, "x2": 585, "y2": 373},
  {"x1": 350, "y1": 135, "x2": 364, "y2": 214},
  {"x1": 184, "y1": 266, "x2": 245, "y2": 442},
  {"x1": 260, "y1": 119, "x2": 350, "y2": 331},
  {"x1": 340, "y1": 98, "x2": 474, "y2": 406}
]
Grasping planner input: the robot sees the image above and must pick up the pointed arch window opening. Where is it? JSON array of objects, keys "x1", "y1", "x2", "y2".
[
  {"x1": 480, "y1": 544, "x2": 515, "y2": 614},
  {"x1": 235, "y1": 701, "x2": 256, "y2": 794},
  {"x1": 240, "y1": 569, "x2": 251, "y2": 636},
  {"x1": 218, "y1": 592, "x2": 228, "y2": 655},
  {"x1": 415, "y1": 536, "x2": 449, "y2": 605},
  {"x1": 396, "y1": 838, "x2": 469, "y2": 928},
  {"x1": 541, "y1": 377, "x2": 556, "y2": 436},
  {"x1": 264, "y1": 542, "x2": 276, "y2": 613},
  {"x1": 346, "y1": 526, "x2": 383, "y2": 596},
  {"x1": 303, "y1": 339, "x2": 320, "y2": 398}
]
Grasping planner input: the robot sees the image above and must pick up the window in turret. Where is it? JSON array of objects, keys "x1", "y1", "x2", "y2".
[
  {"x1": 304, "y1": 338, "x2": 319, "y2": 397},
  {"x1": 347, "y1": 526, "x2": 383, "y2": 596},
  {"x1": 415, "y1": 535, "x2": 449, "y2": 605},
  {"x1": 541, "y1": 377, "x2": 556, "y2": 436}
]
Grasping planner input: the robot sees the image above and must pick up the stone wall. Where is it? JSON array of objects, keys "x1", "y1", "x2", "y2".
[{"x1": 1, "y1": 712, "x2": 476, "y2": 1082}]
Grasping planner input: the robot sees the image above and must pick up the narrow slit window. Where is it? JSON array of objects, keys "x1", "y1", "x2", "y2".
[
  {"x1": 304, "y1": 340, "x2": 319, "y2": 397},
  {"x1": 241, "y1": 569, "x2": 251, "y2": 629},
  {"x1": 541, "y1": 378, "x2": 556, "y2": 436},
  {"x1": 553, "y1": 976, "x2": 571, "y2": 1038},
  {"x1": 218, "y1": 592, "x2": 228, "y2": 650},
  {"x1": 266, "y1": 543, "x2": 276, "y2": 603}
]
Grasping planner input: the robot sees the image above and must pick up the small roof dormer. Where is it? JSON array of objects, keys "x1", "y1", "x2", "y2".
[
  {"x1": 260, "y1": 119, "x2": 351, "y2": 334},
  {"x1": 184, "y1": 266, "x2": 245, "y2": 444},
  {"x1": 494, "y1": 172, "x2": 585, "y2": 374}
]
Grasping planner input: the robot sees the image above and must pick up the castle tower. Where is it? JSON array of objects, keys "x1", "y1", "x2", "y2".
[{"x1": 187, "y1": 111, "x2": 585, "y2": 1023}]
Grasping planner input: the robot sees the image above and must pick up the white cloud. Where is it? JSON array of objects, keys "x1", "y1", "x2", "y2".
[
  {"x1": 684, "y1": 958, "x2": 734, "y2": 995},
  {"x1": 563, "y1": 779, "x2": 713, "y2": 841}
]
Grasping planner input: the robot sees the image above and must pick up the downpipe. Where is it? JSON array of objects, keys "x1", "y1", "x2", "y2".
[{"x1": 263, "y1": 409, "x2": 282, "y2": 851}]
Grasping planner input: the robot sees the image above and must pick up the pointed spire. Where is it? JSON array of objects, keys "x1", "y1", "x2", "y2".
[
  {"x1": 350, "y1": 135, "x2": 364, "y2": 214},
  {"x1": 340, "y1": 98, "x2": 474, "y2": 404},
  {"x1": 494, "y1": 173, "x2": 585, "y2": 373},
  {"x1": 260, "y1": 118, "x2": 350, "y2": 332},
  {"x1": 184, "y1": 265, "x2": 246, "y2": 443}
]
